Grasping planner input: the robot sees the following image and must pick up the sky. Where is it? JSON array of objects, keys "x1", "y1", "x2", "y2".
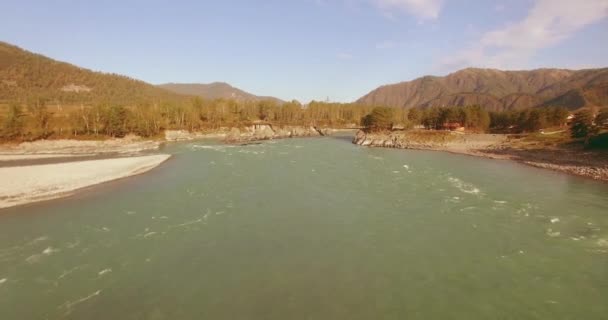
[{"x1": 1, "y1": 0, "x2": 607, "y2": 102}]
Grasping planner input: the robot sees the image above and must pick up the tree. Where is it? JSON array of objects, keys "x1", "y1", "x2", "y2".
[
  {"x1": 28, "y1": 97, "x2": 52, "y2": 138},
  {"x1": 407, "y1": 108, "x2": 421, "y2": 125},
  {"x1": 523, "y1": 109, "x2": 546, "y2": 132},
  {"x1": 422, "y1": 107, "x2": 441, "y2": 130},
  {"x1": 103, "y1": 105, "x2": 129, "y2": 137},
  {"x1": 362, "y1": 107, "x2": 394, "y2": 132},
  {"x1": 1, "y1": 102, "x2": 24, "y2": 139},
  {"x1": 570, "y1": 109, "x2": 595, "y2": 140},
  {"x1": 461, "y1": 105, "x2": 490, "y2": 132},
  {"x1": 546, "y1": 107, "x2": 569, "y2": 127}
]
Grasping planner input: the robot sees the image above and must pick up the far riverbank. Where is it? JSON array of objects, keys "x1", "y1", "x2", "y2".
[{"x1": 353, "y1": 130, "x2": 608, "y2": 182}]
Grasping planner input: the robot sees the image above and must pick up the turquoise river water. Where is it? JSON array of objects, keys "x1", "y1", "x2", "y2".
[{"x1": 0, "y1": 135, "x2": 607, "y2": 319}]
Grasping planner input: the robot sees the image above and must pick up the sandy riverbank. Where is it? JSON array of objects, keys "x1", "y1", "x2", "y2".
[
  {"x1": 353, "y1": 130, "x2": 608, "y2": 182},
  {"x1": 0, "y1": 154, "x2": 171, "y2": 209}
]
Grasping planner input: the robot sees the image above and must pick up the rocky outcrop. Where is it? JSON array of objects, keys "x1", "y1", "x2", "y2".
[
  {"x1": 225, "y1": 125, "x2": 322, "y2": 142},
  {"x1": 354, "y1": 130, "x2": 451, "y2": 149},
  {"x1": 353, "y1": 130, "x2": 507, "y2": 150}
]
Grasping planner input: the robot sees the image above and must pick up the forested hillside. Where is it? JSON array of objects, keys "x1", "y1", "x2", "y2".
[
  {"x1": 0, "y1": 42, "x2": 185, "y2": 105},
  {"x1": 0, "y1": 42, "x2": 371, "y2": 140}
]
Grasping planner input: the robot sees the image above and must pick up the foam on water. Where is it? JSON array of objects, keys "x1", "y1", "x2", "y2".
[
  {"x1": 29, "y1": 236, "x2": 49, "y2": 245},
  {"x1": 190, "y1": 145, "x2": 234, "y2": 152},
  {"x1": 516, "y1": 203, "x2": 536, "y2": 216},
  {"x1": 26, "y1": 254, "x2": 43, "y2": 264},
  {"x1": 143, "y1": 232, "x2": 157, "y2": 238},
  {"x1": 1, "y1": 236, "x2": 50, "y2": 260},
  {"x1": 170, "y1": 217, "x2": 205, "y2": 229},
  {"x1": 401, "y1": 164, "x2": 413, "y2": 173},
  {"x1": 58, "y1": 265, "x2": 86, "y2": 280},
  {"x1": 448, "y1": 177, "x2": 481, "y2": 195},
  {"x1": 0, "y1": 278, "x2": 6, "y2": 285},
  {"x1": 446, "y1": 196, "x2": 461, "y2": 203},
  {"x1": 98, "y1": 268, "x2": 112, "y2": 276},
  {"x1": 43, "y1": 247, "x2": 59, "y2": 255},
  {"x1": 60, "y1": 290, "x2": 102, "y2": 315},
  {"x1": 238, "y1": 149, "x2": 265, "y2": 155}
]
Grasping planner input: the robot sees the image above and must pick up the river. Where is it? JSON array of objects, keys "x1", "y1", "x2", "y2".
[{"x1": 1, "y1": 135, "x2": 607, "y2": 319}]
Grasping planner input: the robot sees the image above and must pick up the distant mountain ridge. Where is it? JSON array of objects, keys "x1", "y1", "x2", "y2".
[
  {"x1": 158, "y1": 82, "x2": 283, "y2": 103},
  {"x1": 2, "y1": 41, "x2": 606, "y2": 111},
  {"x1": 357, "y1": 67, "x2": 608, "y2": 111},
  {"x1": 0, "y1": 42, "x2": 282, "y2": 106}
]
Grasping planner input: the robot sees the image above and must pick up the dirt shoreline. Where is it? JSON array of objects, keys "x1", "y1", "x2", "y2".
[{"x1": 353, "y1": 130, "x2": 608, "y2": 182}]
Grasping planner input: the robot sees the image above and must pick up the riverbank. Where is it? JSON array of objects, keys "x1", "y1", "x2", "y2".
[
  {"x1": 353, "y1": 130, "x2": 608, "y2": 182},
  {"x1": 0, "y1": 135, "x2": 160, "y2": 161},
  {"x1": 0, "y1": 154, "x2": 171, "y2": 209}
]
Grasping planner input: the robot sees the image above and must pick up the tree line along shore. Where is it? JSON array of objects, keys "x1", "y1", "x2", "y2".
[{"x1": 1, "y1": 96, "x2": 607, "y2": 146}]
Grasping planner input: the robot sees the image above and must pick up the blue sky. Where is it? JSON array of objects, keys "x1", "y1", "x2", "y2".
[{"x1": 1, "y1": 0, "x2": 607, "y2": 102}]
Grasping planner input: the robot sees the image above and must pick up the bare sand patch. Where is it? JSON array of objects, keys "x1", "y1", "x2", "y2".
[{"x1": 0, "y1": 154, "x2": 171, "y2": 209}]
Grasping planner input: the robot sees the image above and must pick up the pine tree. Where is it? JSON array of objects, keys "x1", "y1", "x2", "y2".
[{"x1": 570, "y1": 110, "x2": 595, "y2": 140}]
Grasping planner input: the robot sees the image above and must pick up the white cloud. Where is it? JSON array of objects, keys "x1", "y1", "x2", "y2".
[
  {"x1": 441, "y1": 0, "x2": 608, "y2": 71},
  {"x1": 372, "y1": 0, "x2": 444, "y2": 20}
]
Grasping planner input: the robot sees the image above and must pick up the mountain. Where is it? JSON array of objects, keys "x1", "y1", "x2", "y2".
[
  {"x1": 0, "y1": 41, "x2": 187, "y2": 105},
  {"x1": 357, "y1": 68, "x2": 608, "y2": 111},
  {"x1": 158, "y1": 82, "x2": 283, "y2": 103}
]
